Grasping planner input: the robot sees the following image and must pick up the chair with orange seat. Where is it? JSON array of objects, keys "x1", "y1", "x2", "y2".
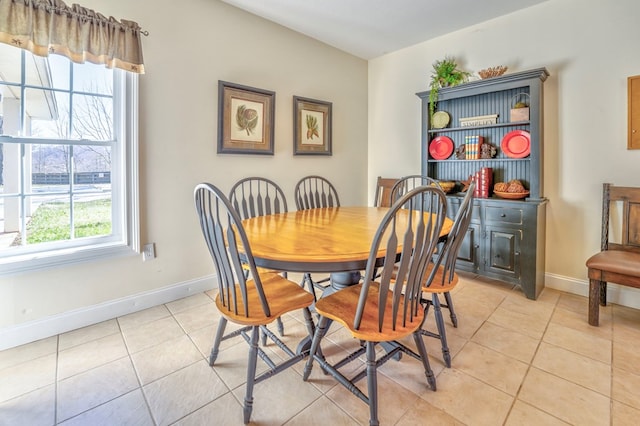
[
  {"x1": 229, "y1": 176, "x2": 289, "y2": 336},
  {"x1": 294, "y1": 175, "x2": 341, "y2": 299},
  {"x1": 302, "y1": 185, "x2": 447, "y2": 426},
  {"x1": 194, "y1": 183, "x2": 315, "y2": 424},
  {"x1": 420, "y1": 181, "x2": 475, "y2": 367}
]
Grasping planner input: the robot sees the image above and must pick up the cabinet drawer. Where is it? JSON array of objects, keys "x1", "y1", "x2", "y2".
[{"x1": 485, "y1": 206, "x2": 523, "y2": 225}]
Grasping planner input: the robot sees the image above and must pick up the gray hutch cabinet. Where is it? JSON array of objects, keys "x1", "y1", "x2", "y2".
[{"x1": 417, "y1": 68, "x2": 549, "y2": 299}]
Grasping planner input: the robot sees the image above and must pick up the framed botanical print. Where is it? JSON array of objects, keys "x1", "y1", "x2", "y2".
[
  {"x1": 293, "y1": 96, "x2": 332, "y2": 156},
  {"x1": 218, "y1": 81, "x2": 275, "y2": 155}
]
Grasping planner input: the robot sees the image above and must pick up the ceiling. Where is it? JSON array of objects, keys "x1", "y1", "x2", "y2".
[{"x1": 220, "y1": 0, "x2": 548, "y2": 60}]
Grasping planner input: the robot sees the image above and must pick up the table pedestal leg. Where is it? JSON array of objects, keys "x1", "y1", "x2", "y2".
[{"x1": 323, "y1": 271, "x2": 362, "y2": 297}]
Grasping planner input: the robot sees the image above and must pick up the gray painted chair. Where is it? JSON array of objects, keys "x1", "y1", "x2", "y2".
[
  {"x1": 229, "y1": 177, "x2": 289, "y2": 336},
  {"x1": 294, "y1": 175, "x2": 340, "y2": 210},
  {"x1": 302, "y1": 185, "x2": 447, "y2": 426},
  {"x1": 389, "y1": 174, "x2": 442, "y2": 204},
  {"x1": 421, "y1": 182, "x2": 475, "y2": 367},
  {"x1": 194, "y1": 183, "x2": 315, "y2": 424},
  {"x1": 294, "y1": 175, "x2": 341, "y2": 299},
  {"x1": 229, "y1": 177, "x2": 288, "y2": 220}
]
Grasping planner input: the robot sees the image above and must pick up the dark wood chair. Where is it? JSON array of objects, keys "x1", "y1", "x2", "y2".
[
  {"x1": 586, "y1": 183, "x2": 640, "y2": 326},
  {"x1": 294, "y1": 175, "x2": 340, "y2": 298},
  {"x1": 302, "y1": 185, "x2": 447, "y2": 426},
  {"x1": 421, "y1": 181, "x2": 475, "y2": 367},
  {"x1": 373, "y1": 176, "x2": 399, "y2": 207},
  {"x1": 194, "y1": 183, "x2": 315, "y2": 424},
  {"x1": 229, "y1": 177, "x2": 289, "y2": 336}
]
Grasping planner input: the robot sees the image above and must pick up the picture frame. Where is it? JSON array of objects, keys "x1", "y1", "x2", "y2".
[
  {"x1": 218, "y1": 81, "x2": 275, "y2": 155},
  {"x1": 293, "y1": 96, "x2": 332, "y2": 156}
]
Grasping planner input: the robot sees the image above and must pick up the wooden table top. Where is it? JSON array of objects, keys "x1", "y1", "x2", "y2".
[{"x1": 242, "y1": 206, "x2": 452, "y2": 273}]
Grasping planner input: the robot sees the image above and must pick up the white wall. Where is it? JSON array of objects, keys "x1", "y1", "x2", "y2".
[
  {"x1": 0, "y1": 0, "x2": 368, "y2": 342},
  {"x1": 368, "y1": 0, "x2": 640, "y2": 297}
]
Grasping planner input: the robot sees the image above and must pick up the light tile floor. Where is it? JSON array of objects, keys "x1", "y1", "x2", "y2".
[{"x1": 1, "y1": 272, "x2": 640, "y2": 425}]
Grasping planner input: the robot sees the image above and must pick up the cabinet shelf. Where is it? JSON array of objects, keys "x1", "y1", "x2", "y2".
[
  {"x1": 428, "y1": 120, "x2": 530, "y2": 134},
  {"x1": 427, "y1": 158, "x2": 530, "y2": 163}
]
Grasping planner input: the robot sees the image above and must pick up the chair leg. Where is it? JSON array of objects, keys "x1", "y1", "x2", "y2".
[
  {"x1": 443, "y1": 291, "x2": 458, "y2": 328},
  {"x1": 303, "y1": 316, "x2": 330, "y2": 381},
  {"x1": 365, "y1": 341, "x2": 379, "y2": 426},
  {"x1": 589, "y1": 279, "x2": 601, "y2": 326},
  {"x1": 276, "y1": 317, "x2": 285, "y2": 336},
  {"x1": 600, "y1": 281, "x2": 607, "y2": 306},
  {"x1": 432, "y1": 294, "x2": 451, "y2": 367},
  {"x1": 243, "y1": 326, "x2": 260, "y2": 424},
  {"x1": 209, "y1": 318, "x2": 227, "y2": 366},
  {"x1": 412, "y1": 330, "x2": 437, "y2": 391},
  {"x1": 301, "y1": 273, "x2": 318, "y2": 302}
]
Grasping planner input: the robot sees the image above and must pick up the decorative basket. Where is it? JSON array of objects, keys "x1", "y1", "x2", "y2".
[
  {"x1": 478, "y1": 66, "x2": 507, "y2": 79},
  {"x1": 510, "y1": 93, "x2": 530, "y2": 122}
]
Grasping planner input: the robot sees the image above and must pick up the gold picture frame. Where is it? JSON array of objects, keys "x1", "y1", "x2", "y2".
[
  {"x1": 293, "y1": 96, "x2": 332, "y2": 156},
  {"x1": 218, "y1": 81, "x2": 275, "y2": 155}
]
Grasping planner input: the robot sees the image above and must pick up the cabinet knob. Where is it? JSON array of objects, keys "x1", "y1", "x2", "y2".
[
  {"x1": 474, "y1": 244, "x2": 480, "y2": 248},
  {"x1": 500, "y1": 213, "x2": 507, "y2": 217}
]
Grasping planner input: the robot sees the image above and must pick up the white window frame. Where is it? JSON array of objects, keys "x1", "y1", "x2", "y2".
[{"x1": 0, "y1": 56, "x2": 140, "y2": 276}]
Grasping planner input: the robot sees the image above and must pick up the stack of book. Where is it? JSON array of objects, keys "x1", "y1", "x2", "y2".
[
  {"x1": 465, "y1": 135, "x2": 483, "y2": 159},
  {"x1": 473, "y1": 167, "x2": 493, "y2": 198}
]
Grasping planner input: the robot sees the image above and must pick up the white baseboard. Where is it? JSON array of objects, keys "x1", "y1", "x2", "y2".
[
  {"x1": 545, "y1": 272, "x2": 640, "y2": 310},
  {"x1": 0, "y1": 275, "x2": 216, "y2": 351}
]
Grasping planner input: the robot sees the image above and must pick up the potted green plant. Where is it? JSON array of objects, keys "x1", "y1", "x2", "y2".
[{"x1": 429, "y1": 57, "x2": 470, "y2": 121}]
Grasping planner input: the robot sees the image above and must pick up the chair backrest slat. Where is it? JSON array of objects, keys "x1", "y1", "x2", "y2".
[
  {"x1": 356, "y1": 186, "x2": 447, "y2": 331},
  {"x1": 374, "y1": 176, "x2": 400, "y2": 207},
  {"x1": 229, "y1": 177, "x2": 288, "y2": 220},
  {"x1": 294, "y1": 175, "x2": 340, "y2": 210},
  {"x1": 195, "y1": 183, "x2": 272, "y2": 318},
  {"x1": 603, "y1": 183, "x2": 640, "y2": 254},
  {"x1": 433, "y1": 182, "x2": 476, "y2": 287},
  {"x1": 390, "y1": 175, "x2": 442, "y2": 206}
]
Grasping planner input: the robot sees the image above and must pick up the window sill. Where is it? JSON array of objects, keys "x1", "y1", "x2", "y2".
[{"x1": 0, "y1": 243, "x2": 139, "y2": 276}]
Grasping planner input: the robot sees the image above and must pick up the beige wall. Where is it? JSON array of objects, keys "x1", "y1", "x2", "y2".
[
  {"x1": 0, "y1": 0, "x2": 368, "y2": 331},
  {"x1": 368, "y1": 0, "x2": 640, "y2": 290}
]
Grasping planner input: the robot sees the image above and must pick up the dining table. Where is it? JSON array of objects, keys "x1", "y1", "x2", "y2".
[{"x1": 242, "y1": 206, "x2": 453, "y2": 292}]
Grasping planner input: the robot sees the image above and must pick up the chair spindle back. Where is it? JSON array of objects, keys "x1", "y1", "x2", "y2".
[
  {"x1": 357, "y1": 185, "x2": 447, "y2": 331},
  {"x1": 194, "y1": 183, "x2": 271, "y2": 318},
  {"x1": 294, "y1": 175, "x2": 340, "y2": 210}
]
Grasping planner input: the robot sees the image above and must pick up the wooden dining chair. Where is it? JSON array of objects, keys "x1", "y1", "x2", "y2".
[
  {"x1": 586, "y1": 183, "x2": 640, "y2": 326},
  {"x1": 421, "y1": 181, "x2": 475, "y2": 367},
  {"x1": 194, "y1": 183, "x2": 315, "y2": 424},
  {"x1": 302, "y1": 185, "x2": 447, "y2": 426},
  {"x1": 229, "y1": 177, "x2": 288, "y2": 220},
  {"x1": 294, "y1": 175, "x2": 341, "y2": 299},
  {"x1": 390, "y1": 174, "x2": 442, "y2": 204},
  {"x1": 373, "y1": 176, "x2": 400, "y2": 207},
  {"x1": 229, "y1": 177, "x2": 289, "y2": 336},
  {"x1": 294, "y1": 175, "x2": 340, "y2": 210}
]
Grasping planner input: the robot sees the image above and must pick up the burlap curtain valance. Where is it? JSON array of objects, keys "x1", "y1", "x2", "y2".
[{"x1": 0, "y1": 0, "x2": 145, "y2": 73}]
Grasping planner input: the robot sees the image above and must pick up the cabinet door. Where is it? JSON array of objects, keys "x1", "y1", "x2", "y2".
[
  {"x1": 484, "y1": 225, "x2": 522, "y2": 279},
  {"x1": 456, "y1": 223, "x2": 481, "y2": 271}
]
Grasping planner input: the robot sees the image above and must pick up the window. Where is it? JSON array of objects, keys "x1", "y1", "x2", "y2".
[{"x1": 0, "y1": 44, "x2": 139, "y2": 274}]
